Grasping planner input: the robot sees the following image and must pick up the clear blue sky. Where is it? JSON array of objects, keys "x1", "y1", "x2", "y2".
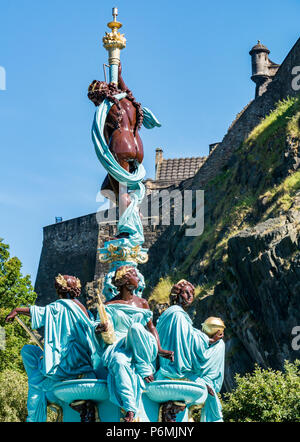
[{"x1": 0, "y1": 0, "x2": 299, "y2": 284}]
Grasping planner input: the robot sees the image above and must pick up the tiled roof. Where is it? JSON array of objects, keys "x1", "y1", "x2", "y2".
[{"x1": 156, "y1": 156, "x2": 206, "y2": 182}]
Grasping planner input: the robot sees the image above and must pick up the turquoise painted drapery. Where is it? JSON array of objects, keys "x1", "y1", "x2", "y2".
[
  {"x1": 156, "y1": 305, "x2": 225, "y2": 422},
  {"x1": 98, "y1": 303, "x2": 157, "y2": 414},
  {"x1": 21, "y1": 299, "x2": 101, "y2": 421}
]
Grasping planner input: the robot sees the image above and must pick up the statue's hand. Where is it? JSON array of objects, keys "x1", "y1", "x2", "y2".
[
  {"x1": 5, "y1": 309, "x2": 17, "y2": 323},
  {"x1": 209, "y1": 330, "x2": 224, "y2": 344},
  {"x1": 158, "y1": 349, "x2": 174, "y2": 362},
  {"x1": 95, "y1": 322, "x2": 109, "y2": 334},
  {"x1": 144, "y1": 374, "x2": 154, "y2": 383}
]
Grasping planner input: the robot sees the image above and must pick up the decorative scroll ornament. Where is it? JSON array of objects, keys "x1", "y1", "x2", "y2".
[{"x1": 99, "y1": 242, "x2": 148, "y2": 264}]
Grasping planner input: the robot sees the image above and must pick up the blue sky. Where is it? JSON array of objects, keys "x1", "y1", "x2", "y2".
[{"x1": 0, "y1": 0, "x2": 299, "y2": 284}]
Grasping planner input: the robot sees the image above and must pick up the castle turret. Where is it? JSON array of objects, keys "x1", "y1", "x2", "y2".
[{"x1": 250, "y1": 40, "x2": 280, "y2": 98}]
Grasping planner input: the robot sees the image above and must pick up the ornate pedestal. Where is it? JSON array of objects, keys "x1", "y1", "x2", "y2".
[{"x1": 52, "y1": 379, "x2": 207, "y2": 422}]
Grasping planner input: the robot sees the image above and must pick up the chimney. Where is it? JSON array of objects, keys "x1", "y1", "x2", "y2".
[{"x1": 155, "y1": 148, "x2": 163, "y2": 180}]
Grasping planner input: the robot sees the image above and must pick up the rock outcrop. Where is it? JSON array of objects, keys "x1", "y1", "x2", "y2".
[{"x1": 143, "y1": 94, "x2": 300, "y2": 390}]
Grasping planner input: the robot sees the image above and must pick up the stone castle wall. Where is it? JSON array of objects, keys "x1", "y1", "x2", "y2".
[
  {"x1": 187, "y1": 37, "x2": 300, "y2": 191},
  {"x1": 34, "y1": 210, "x2": 167, "y2": 305}
]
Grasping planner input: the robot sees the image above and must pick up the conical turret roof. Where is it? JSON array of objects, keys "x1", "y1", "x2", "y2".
[{"x1": 249, "y1": 40, "x2": 270, "y2": 55}]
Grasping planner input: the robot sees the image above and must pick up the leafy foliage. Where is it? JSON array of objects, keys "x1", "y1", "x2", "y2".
[
  {"x1": 0, "y1": 369, "x2": 58, "y2": 422},
  {"x1": 222, "y1": 360, "x2": 300, "y2": 422},
  {"x1": 0, "y1": 369, "x2": 28, "y2": 422},
  {"x1": 0, "y1": 238, "x2": 36, "y2": 372}
]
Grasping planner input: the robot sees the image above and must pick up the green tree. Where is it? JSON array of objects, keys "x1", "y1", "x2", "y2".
[
  {"x1": 222, "y1": 360, "x2": 300, "y2": 422},
  {"x1": 0, "y1": 238, "x2": 36, "y2": 372},
  {"x1": 0, "y1": 369, "x2": 28, "y2": 421},
  {"x1": 0, "y1": 369, "x2": 58, "y2": 422}
]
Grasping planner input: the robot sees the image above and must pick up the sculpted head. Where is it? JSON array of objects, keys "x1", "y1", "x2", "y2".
[
  {"x1": 54, "y1": 274, "x2": 81, "y2": 299},
  {"x1": 201, "y1": 317, "x2": 225, "y2": 337},
  {"x1": 112, "y1": 265, "x2": 140, "y2": 292},
  {"x1": 169, "y1": 279, "x2": 195, "y2": 310},
  {"x1": 87, "y1": 80, "x2": 120, "y2": 107}
]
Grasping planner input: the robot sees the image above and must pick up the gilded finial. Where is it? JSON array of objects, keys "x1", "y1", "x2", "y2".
[
  {"x1": 103, "y1": 7, "x2": 126, "y2": 53},
  {"x1": 112, "y1": 7, "x2": 118, "y2": 23}
]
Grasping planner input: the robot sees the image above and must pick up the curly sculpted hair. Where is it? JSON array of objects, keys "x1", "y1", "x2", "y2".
[
  {"x1": 87, "y1": 80, "x2": 144, "y2": 134},
  {"x1": 54, "y1": 274, "x2": 81, "y2": 299},
  {"x1": 169, "y1": 279, "x2": 195, "y2": 305},
  {"x1": 111, "y1": 265, "x2": 138, "y2": 291}
]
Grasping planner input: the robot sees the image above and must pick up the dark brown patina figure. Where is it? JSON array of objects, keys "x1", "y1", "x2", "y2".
[{"x1": 88, "y1": 63, "x2": 144, "y2": 203}]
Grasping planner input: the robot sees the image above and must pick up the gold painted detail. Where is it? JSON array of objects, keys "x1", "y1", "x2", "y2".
[
  {"x1": 99, "y1": 244, "x2": 148, "y2": 264},
  {"x1": 55, "y1": 274, "x2": 67, "y2": 288},
  {"x1": 55, "y1": 274, "x2": 81, "y2": 289},
  {"x1": 96, "y1": 283, "x2": 116, "y2": 344},
  {"x1": 201, "y1": 317, "x2": 225, "y2": 337},
  {"x1": 103, "y1": 30, "x2": 126, "y2": 50},
  {"x1": 103, "y1": 8, "x2": 126, "y2": 51}
]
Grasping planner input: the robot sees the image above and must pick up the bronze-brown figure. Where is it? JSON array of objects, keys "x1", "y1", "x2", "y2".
[{"x1": 88, "y1": 63, "x2": 144, "y2": 202}]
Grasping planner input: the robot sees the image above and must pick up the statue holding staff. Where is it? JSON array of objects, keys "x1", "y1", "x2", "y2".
[
  {"x1": 5, "y1": 274, "x2": 102, "y2": 422},
  {"x1": 95, "y1": 265, "x2": 174, "y2": 422}
]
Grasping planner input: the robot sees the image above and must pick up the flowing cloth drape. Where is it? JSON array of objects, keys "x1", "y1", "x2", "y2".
[
  {"x1": 98, "y1": 304, "x2": 158, "y2": 414},
  {"x1": 156, "y1": 305, "x2": 225, "y2": 422},
  {"x1": 21, "y1": 299, "x2": 101, "y2": 421},
  {"x1": 91, "y1": 94, "x2": 161, "y2": 246}
]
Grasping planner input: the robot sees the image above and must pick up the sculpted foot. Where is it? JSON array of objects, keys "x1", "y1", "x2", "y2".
[{"x1": 144, "y1": 374, "x2": 154, "y2": 383}]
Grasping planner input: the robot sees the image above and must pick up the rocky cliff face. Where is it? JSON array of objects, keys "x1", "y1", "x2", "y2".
[{"x1": 143, "y1": 94, "x2": 300, "y2": 390}]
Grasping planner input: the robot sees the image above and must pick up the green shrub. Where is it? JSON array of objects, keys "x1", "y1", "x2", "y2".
[
  {"x1": 0, "y1": 238, "x2": 37, "y2": 372},
  {"x1": 0, "y1": 369, "x2": 59, "y2": 422},
  {"x1": 222, "y1": 360, "x2": 300, "y2": 422},
  {"x1": 0, "y1": 369, "x2": 28, "y2": 422}
]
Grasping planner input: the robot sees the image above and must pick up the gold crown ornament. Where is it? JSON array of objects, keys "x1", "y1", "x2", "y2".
[
  {"x1": 55, "y1": 274, "x2": 81, "y2": 289},
  {"x1": 201, "y1": 317, "x2": 225, "y2": 337},
  {"x1": 114, "y1": 266, "x2": 132, "y2": 281},
  {"x1": 55, "y1": 274, "x2": 67, "y2": 288}
]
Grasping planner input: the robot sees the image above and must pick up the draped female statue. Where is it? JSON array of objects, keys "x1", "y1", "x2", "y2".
[{"x1": 95, "y1": 265, "x2": 173, "y2": 422}]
